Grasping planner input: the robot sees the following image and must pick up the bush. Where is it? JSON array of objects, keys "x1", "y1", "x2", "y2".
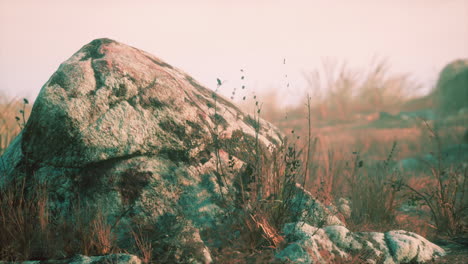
[
  {"x1": 434, "y1": 59, "x2": 468, "y2": 115},
  {"x1": 402, "y1": 122, "x2": 467, "y2": 236},
  {"x1": 347, "y1": 143, "x2": 403, "y2": 229}
]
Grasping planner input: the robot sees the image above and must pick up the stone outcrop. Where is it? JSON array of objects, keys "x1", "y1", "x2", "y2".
[
  {"x1": 277, "y1": 222, "x2": 445, "y2": 264},
  {"x1": 289, "y1": 184, "x2": 345, "y2": 227},
  {"x1": 0, "y1": 38, "x2": 281, "y2": 263}
]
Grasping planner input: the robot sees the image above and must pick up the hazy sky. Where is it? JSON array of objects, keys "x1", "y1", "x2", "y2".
[{"x1": 1, "y1": 0, "x2": 467, "y2": 104}]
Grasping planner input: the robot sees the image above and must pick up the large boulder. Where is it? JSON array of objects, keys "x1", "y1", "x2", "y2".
[{"x1": 0, "y1": 38, "x2": 282, "y2": 262}]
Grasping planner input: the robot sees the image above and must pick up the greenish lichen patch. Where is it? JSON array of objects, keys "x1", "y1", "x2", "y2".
[
  {"x1": 265, "y1": 133, "x2": 279, "y2": 146},
  {"x1": 215, "y1": 129, "x2": 259, "y2": 163},
  {"x1": 159, "y1": 147, "x2": 190, "y2": 163},
  {"x1": 211, "y1": 113, "x2": 228, "y2": 129},
  {"x1": 113, "y1": 83, "x2": 128, "y2": 98},
  {"x1": 197, "y1": 149, "x2": 211, "y2": 165},
  {"x1": 49, "y1": 71, "x2": 71, "y2": 89},
  {"x1": 117, "y1": 170, "x2": 152, "y2": 205},
  {"x1": 186, "y1": 120, "x2": 203, "y2": 133},
  {"x1": 80, "y1": 38, "x2": 114, "y2": 61},
  {"x1": 140, "y1": 96, "x2": 167, "y2": 109},
  {"x1": 244, "y1": 115, "x2": 260, "y2": 131},
  {"x1": 22, "y1": 105, "x2": 83, "y2": 166},
  {"x1": 159, "y1": 120, "x2": 187, "y2": 141},
  {"x1": 205, "y1": 101, "x2": 214, "y2": 108},
  {"x1": 91, "y1": 60, "x2": 107, "y2": 89}
]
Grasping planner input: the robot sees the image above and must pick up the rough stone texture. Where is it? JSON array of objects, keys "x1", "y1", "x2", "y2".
[
  {"x1": 337, "y1": 198, "x2": 352, "y2": 219},
  {"x1": 435, "y1": 59, "x2": 468, "y2": 115},
  {"x1": 0, "y1": 254, "x2": 141, "y2": 264},
  {"x1": 277, "y1": 222, "x2": 445, "y2": 264},
  {"x1": 15, "y1": 38, "x2": 279, "y2": 168},
  {"x1": 0, "y1": 38, "x2": 282, "y2": 263},
  {"x1": 289, "y1": 184, "x2": 345, "y2": 227}
]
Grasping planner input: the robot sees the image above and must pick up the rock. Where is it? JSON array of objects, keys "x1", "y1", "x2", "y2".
[
  {"x1": 277, "y1": 222, "x2": 349, "y2": 264},
  {"x1": 276, "y1": 243, "x2": 312, "y2": 263},
  {"x1": 434, "y1": 59, "x2": 468, "y2": 115},
  {"x1": 68, "y1": 254, "x2": 142, "y2": 264},
  {"x1": 337, "y1": 198, "x2": 351, "y2": 219},
  {"x1": 0, "y1": 38, "x2": 282, "y2": 262},
  {"x1": 289, "y1": 184, "x2": 345, "y2": 227},
  {"x1": 14, "y1": 38, "x2": 279, "y2": 168},
  {"x1": 385, "y1": 230, "x2": 446, "y2": 263},
  {"x1": 277, "y1": 222, "x2": 445, "y2": 264}
]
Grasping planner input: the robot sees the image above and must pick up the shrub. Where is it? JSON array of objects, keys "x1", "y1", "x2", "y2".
[
  {"x1": 347, "y1": 143, "x2": 403, "y2": 229},
  {"x1": 434, "y1": 59, "x2": 468, "y2": 115},
  {"x1": 402, "y1": 122, "x2": 467, "y2": 236},
  {"x1": 301, "y1": 58, "x2": 416, "y2": 122}
]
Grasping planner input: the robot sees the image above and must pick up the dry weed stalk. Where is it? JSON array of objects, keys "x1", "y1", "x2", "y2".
[
  {"x1": 131, "y1": 225, "x2": 153, "y2": 264},
  {"x1": 403, "y1": 121, "x2": 467, "y2": 236}
]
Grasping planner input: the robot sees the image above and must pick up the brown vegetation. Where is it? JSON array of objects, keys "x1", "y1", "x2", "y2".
[{"x1": 0, "y1": 57, "x2": 466, "y2": 262}]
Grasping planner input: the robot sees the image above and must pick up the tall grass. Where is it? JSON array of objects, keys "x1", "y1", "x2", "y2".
[
  {"x1": 211, "y1": 76, "x2": 314, "y2": 261},
  {"x1": 249, "y1": 58, "x2": 466, "y2": 240},
  {"x1": 301, "y1": 58, "x2": 418, "y2": 122},
  {"x1": 0, "y1": 176, "x2": 119, "y2": 261},
  {"x1": 346, "y1": 143, "x2": 403, "y2": 230},
  {"x1": 0, "y1": 96, "x2": 31, "y2": 155}
]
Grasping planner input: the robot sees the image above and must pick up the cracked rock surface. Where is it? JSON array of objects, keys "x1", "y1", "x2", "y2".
[{"x1": 277, "y1": 222, "x2": 445, "y2": 264}]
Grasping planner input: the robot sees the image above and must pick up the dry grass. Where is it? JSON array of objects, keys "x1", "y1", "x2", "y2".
[
  {"x1": 297, "y1": 58, "x2": 419, "y2": 122},
  {"x1": 402, "y1": 122, "x2": 467, "y2": 237},
  {"x1": 0, "y1": 54, "x2": 466, "y2": 264},
  {"x1": 0, "y1": 177, "x2": 49, "y2": 260},
  {"x1": 0, "y1": 175, "x2": 120, "y2": 261},
  {"x1": 131, "y1": 225, "x2": 153, "y2": 264},
  {"x1": 0, "y1": 96, "x2": 31, "y2": 155},
  {"x1": 250, "y1": 58, "x2": 467, "y2": 241}
]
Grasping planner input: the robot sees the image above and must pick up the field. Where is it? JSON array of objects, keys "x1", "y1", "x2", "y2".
[{"x1": 0, "y1": 59, "x2": 467, "y2": 263}]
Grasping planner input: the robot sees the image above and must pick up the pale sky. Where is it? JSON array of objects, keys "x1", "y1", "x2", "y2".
[{"x1": 1, "y1": 0, "x2": 467, "y2": 104}]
